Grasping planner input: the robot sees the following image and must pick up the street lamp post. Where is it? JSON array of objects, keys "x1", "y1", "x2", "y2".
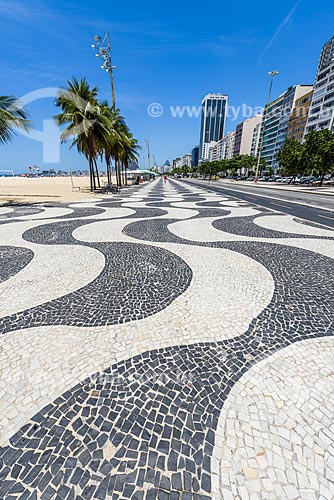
[
  {"x1": 145, "y1": 139, "x2": 151, "y2": 171},
  {"x1": 92, "y1": 31, "x2": 121, "y2": 185},
  {"x1": 91, "y1": 30, "x2": 117, "y2": 111},
  {"x1": 255, "y1": 70, "x2": 279, "y2": 182}
]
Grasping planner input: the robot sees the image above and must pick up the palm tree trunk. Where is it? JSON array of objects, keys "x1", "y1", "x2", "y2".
[
  {"x1": 88, "y1": 136, "x2": 97, "y2": 191},
  {"x1": 94, "y1": 158, "x2": 101, "y2": 188},
  {"x1": 89, "y1": 158, "x2": 96, "y2": 191},
  {"x1": 119, "y1": 160, "x2": 122, "y2": 187},
  {"x1": 116, "y1": 158, "x2": 122, "y2": 187},
  {"x1": 89, "y1": 163, "x2": 93, "y2": 191},
  {"x1": 121, "y1": 161, "x2": 125, "y2": 185},
  {"x1": 115, "y1": 159, "x2": 119, "y2": 187},
  {"x1": 107, "y1": 160, "x2": 111, "y2": 185},
  {"x1": 124, "y1": 159, "x2": 129, "y2": 186}
]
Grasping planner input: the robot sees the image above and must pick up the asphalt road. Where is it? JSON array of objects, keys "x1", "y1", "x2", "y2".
[{"x1": 184, "y1": 179, "x2": 334, "y2": 229}]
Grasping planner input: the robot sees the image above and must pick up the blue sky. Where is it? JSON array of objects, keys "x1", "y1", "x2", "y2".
[{"x1": 1, "y1": 0, "x2": 334, "y2": 173}]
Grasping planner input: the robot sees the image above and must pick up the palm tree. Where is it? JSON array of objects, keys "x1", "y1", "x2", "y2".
[
  {"x1": 55, "y1": 77, "x2": 140, "y2": 190},
  {"x1": 99, "y1": 103, "x2": 127, "y2": 187},
  {"x1": 120, "y1": 132, "x2": 141, "y2": 186},
  {"x1": 110, "y1": 110, "x2": 129, "y2": 187},
  {"x1": 55, "y1": 78, "x2": 111, "y2": 191},
  {"x1": 0, "y1": 95, "x2": 30, "y2": 144}
]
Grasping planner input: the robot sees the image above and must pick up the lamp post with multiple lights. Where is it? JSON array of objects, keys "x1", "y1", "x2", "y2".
[
  {"x1": 91, "y1": 30, "x2": 121, "y2": 185},
  {"x1": 91, "y1": 30, "x2": 117, "y2": 111},
  {"x1": 254, "y1": 70, "x2": 279, "y2": 182}
]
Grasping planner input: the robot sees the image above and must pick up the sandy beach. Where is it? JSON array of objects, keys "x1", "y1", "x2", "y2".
[{"x1": 0, "y1": 175, "x2": 117, "y2": 204}]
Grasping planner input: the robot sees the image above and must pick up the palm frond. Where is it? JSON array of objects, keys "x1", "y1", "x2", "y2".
[{"x1": 0, "y1": 95, "x2": 31, "y2": 144}]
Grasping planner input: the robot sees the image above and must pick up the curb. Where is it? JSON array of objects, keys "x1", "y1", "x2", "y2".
[
  {"x1": 219, "y1": 180, "x2": 334, "y2": 197},
  {"x1": 187, "y1": 179, "x2": 334, "y2": 214}
]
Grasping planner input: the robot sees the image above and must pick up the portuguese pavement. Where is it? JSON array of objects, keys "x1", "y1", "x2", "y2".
[{"x1": 0, "y1": 178, "x2": 333, "y2": 499}]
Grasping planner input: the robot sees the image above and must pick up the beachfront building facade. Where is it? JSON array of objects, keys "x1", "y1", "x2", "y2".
[
  {"x1": 208, "y1": 142, "x2": 219, "y2": 162},
  {"x1": 199, "y1": 93, "x2": 228, "y2": 161},
  {"x1": 233, "y1": 114, "x2": 262, "y2": 156},
  {"x1": 287, "y1": 89, "x2": 314, "y2": 142},
  {"x1": 221, "y1": 131, "x2": 236, "y2": 159},
  {"x1": 261, "y1": 85, "x2": 313, "y2": 170},
  {"x1": 305, "y1": 36, "x2": 334, "y2": 134},
  {"x1": 261, "y1": 93, "x2": 285, "y2": 168},
  {"x1": 181, "y1": 154, "x2": 192, "y2": 168},
  {"x1": 272, "y1": 85, "x2": 313, "y2": 169},
  {"x1": 208, "y1": 131, "x2": 236, "y2": 162},
  {"x1": 202, "y1": 140, "x2": 218, "y2": 161},
  {"x1": 273, "y1": 85, "x2": 313, "y2": 168},
  {"x1": 250, "y1": 122, "x2": 261, "y2": 157},
  {"x1": 172, "y1": 157, "x2": 182, "y2": 170}
]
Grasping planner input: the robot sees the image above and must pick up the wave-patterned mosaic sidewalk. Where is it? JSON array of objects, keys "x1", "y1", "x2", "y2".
[{"x1": 0, "y1": 178, "x2": 333, "y2": 500}]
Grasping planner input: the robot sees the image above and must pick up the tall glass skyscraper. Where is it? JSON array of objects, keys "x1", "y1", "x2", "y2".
[
  {"x1": 199, "y1": 93, "x2": 228, "y2": 161},
  {"x1": 191, "y1": 146, "x2": 200, "y2": 167}
]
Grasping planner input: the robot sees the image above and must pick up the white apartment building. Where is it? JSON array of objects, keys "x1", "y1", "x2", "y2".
[
  {"x1": 208, "y1": 131, "x2": 236, "y2": 161},
  {"x1": 305, "y1": 36, "x2": 334, "y2": 134},
  {"x1": 233, "y1": 114, "x2": 262, "y2": 156},
  {"x1": 174, "y1": 158, "x2": 182, "y2": 169},
  {"x1": 208, "y1": 143, "x2": 218, "y2": 162},
  {"x1": 181, "y1": 154, "x2": 192, "y2": 167},
  {"x1": 221, "y1": 131, "x2": 236, "y2": 159},
  {"x1": 250, "y1": 122, "x2": 261, "y2": 157},
  {"x1": 203, "y1": 141, "x2": 217, "y2": 161}
]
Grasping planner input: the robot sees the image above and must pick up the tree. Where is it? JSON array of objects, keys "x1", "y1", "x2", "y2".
[
  {"x1": 235, "y1": 155, "x2": 258, "y2": 172},
  {"x1": 55, "y1": 78, "x2": 110, "y2": 190},
  {"x1": 55, "y1": 77, "x2": 140, "y2": 191},
  {"x1": 223, "y1": 155, "x2": 260, "y2": 176},
  {"x1": 276, "y1": 138, "x2": 304, "y2": 180},
  {"x1": 0, "y1": 95, "x2": 30, "y2": 145},
  {"x1": 195, "y1": 155, "x2": 264, "y2": 179},
  {"x1": 119, "y1": 131, "x2": 141, "y2": 186},
  {"x1": 302, "y1": 129, "x2": 334, "y2": 184},
  {"x1": 181, "y1": 164, "x2": 191, "y2": 176},
  {"x1": 100, "y1": 107, "x2": 141, "y2": 187},
  {"x1": 217, "y1": 159, "x2": 229, "y2": 176},
  {"x1": 197, "y1": 161, "x2": 211, "y2": 176},
  {"x1": 99, "y1": 104, "x2": 129, "y2": 187}
]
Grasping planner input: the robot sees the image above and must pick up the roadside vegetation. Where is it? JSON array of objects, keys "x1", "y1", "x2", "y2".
[
  {"x1": 171, "y1": 130, "x2": 334, "y2": 186},
  {"x1": 277, "y1": 130, "x2": 334, "y2": 185}
]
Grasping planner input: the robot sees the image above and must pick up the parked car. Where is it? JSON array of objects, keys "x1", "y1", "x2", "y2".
[
  {"x1": 270, "y1": 175, "x2": 281, "y2": 182},
  {"x1": 311, "y1": 176, "x2": 323, "y2": 186},
  {"x1": 324, "y1": 177, "x2": 334, "y2": 186},
  {"x1": 246, "y1": 176, "x2": 255, "y2": 181},
  {"x1": 300, "y1": 176, "x2": 316, "y2": 185},
  {"x1": 236, "y1": 176, "x2": 246, "y2": 180}
]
